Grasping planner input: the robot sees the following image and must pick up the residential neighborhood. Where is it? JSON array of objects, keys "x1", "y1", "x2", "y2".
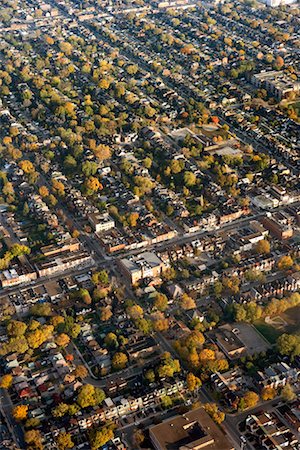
[{"x1": 0, "y1": 0, "x2": 299, "y2": 449}]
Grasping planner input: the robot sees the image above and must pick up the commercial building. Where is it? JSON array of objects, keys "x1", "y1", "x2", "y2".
[
  {"x1": 88, "y1": 212, "x2": 115, "y2": 233},
  {"x1": 149, "y1": 407, "x2": 234, "y2": 450},
  {"x1": 118, "y1": 251, "x2": 168, "y2": 284},
  {"x1": 262, "y1": 212, "x2": 294, "y2": 240},
  {"x1": 35, "y1": 250, "x2": 94, "y2": 278}
]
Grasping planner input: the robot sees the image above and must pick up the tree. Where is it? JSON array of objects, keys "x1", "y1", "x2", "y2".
[
  {"x1": 186, "y1": 373, "x2": 202, "y2": 392},
  {"x1": 19, "y1": 160, "x2": 34, "y2": 174},
  {"x1": 277, "y1": 334, "x2": 300, "y2": 358},
  {"x1": 77, "y1": 385, "x2": 105, "y2": 409},
  {"x1": 59, "y1": 41, "x2": 73, "y2": 55},
  {"x1": 78, "y1": 288, "x2": 92, "y2": 305},
  {"x1": 127, "y1": 304, "x2": 143, "y2": 320},
  {"x1": 0, "y1": 374, "x2": 12, "y2": 389},
  {"x1": 93, "y1": 144, "x2": 111, "y2": 161},
  {"x1": 255, "y1": 239, "x2": 270, "y2": 255},
  {"x1": 100, "y1": 307, "x2": 112, "y2": 322},
  {"x1": 277, "y1": 255, "x2": 293, "y2": 271},
  {"x1": 145, "y1": 369, "x2": 155, "y2": 383},
  {"x1": 281, "y1": 383, "x2": 296, "y2": 402},
  {"x1": 30, "y1": 302, "x2": 51, "y2": 316},
  {"x1": 53, "y1": 403, "x2": 69, "y2": 418},
  {"x1": 74, "y1": 365, "x2": 88, "y2": 379},
  {"x1": 13, "y1": 404, "x2": 28, "y2": 421},
  {"x1": 239, "y1": 391, "x2": 259, "y2": 410},
  {"x1": 84, "y1": 176, "x2": 102, "y2": 195},
  {"x1": 161, "y1": 395, "x2": 173, "y2": 408},
  {"x1": 89, "y1": 427, "x2": 114, "y2": 450},
  {"x1": 170, "y1": 159, "x2": 184, "y2": 174},
  {"x1": 133, "y1": 429, "x2": 145, "y2": 446},
  {"x1": 154, "y1": 293, "x2": 168, "y2": 312},
  {"x1": 39, "y1": 185, "x2": 49, "y2": 198},
  {"x1": 104, "y1": 332, "x2": 118, "y2": 349},
  {"x1": 24, "y1": 429, "x2": 43, "y2": 450},
  {"x1": 180, "y1": 293, "x2": 196, "y2": 310},
  {"x1": 56, "y1": 333, "x2": 70, "y2": 347},
  {"x1": 7, "y1": 320, "x2": 27, "y2": 337},
  {"x1": 199, "y1": 348, "x2": 216, "y2": 362},
  {"x1": 57, "y1": 432, "x2": 74, "y2": 450},
  {"x1": 92, "y1": 270, "x2": 109, "y2": 286},
  {"x1": 112, "y1": 352, "x2": 128, "y2": 370},
  {"x1": 203, "y1": 403, "x2": 225, "y2": 424},
  {"x1": 274, "y1": 55, "x2": 284, "y2": 70},
  {"x1": 261, "y1": 386, "x2": 276, "y2": 401},
  {"x1": 136, "y1": 318, "x2": 152, "y2": 335},
  {"x1": 127, "y1": 212, "x2": 139, "y2": 228},
  {"x1": 184, "y1": 171, "x2": 197, "y2": 187}
]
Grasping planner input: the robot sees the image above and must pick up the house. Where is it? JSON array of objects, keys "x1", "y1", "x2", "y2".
[
  {"x1": 246, "y1": 412, "x2": 298, "y2": 449},
  {"x1": 256, "y1": 362, "x2": 300, "y2": 390}
]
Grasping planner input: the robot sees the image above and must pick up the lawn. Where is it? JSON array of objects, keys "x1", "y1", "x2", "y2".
[
  {"x1": 254, "y1": 321, "x2": 281, "y2": 345},
  {"x1": 254, "y1": 305, "x2": 300, "y2": 344}
]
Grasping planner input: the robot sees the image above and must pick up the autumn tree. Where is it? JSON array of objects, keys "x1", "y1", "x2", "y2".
[
  {"x1": 55, "y1": 333, "x2": 70, "y2": 347},
  {"x1": 39, "y1": 185, "x2": 49, "y2": 198},
  {"x1": 19, "y1": 160, "x2": 35, "y2": 174},
  {"x1": 89, "y1": 427, "x2": 114, "y2": 450},
  {"x1": 52, "y1": 403, "x2": 69, "y2": 418},
  {"x1": 127, "y1": 212, "x2": 139, "y2": 228},
  {"x1": 255, "y1": 239, "x2": 270, "y2": 255},
  {"x1": 77, "y1": 385, "x2": 105, "y2": 409},
  {"x1": 13, "y1": 404, "x2": 28, "y2": 421},
  {"x1": 100, "y1": 306, "x2": 113, "y2": 322},
  {"x1": 133, "y1": 429, "x2": 145, "y2": 446},
  {"x1": 74, "y1": 365, "x2": 88, "y2": 380},
  {"x1": 93, "y1": 144, "x2": 111, "y2": 161},
  {"x1": 180, "y1": 293, "x2": 196, "y2": 310},
  {"x1": 84, "y1": 176, "x2": 102, "y2": 195},
  {"x1": 0, "y1": 374, "x2": 13, "y2": 389},
  {"x1": 277, "y1": 255, "x2": 293, "y2": 271},
  {"x1": 78, "y1": 288, "x2": 92, "y2": 305},
  {"x1": 92, "y1": 270, "x2": 109, "y2": 286},
  {"x1": 24, "y1": 429, "x2": 43, "y2": 450},
  {"x1": 56, "y1": 432, "x2": 74, "y2": 450},
  {"x1": 261, "y1": 386, "x2": 276, "y2": 401},
  {"x1": 127, "y1": 304, "x2": 143, "y2": 320},
  {"x1": 186, "y1": 373, "x2": 202, "y2": 392},
  {"x1": 154, "y1": 293, "x2": 168, "y2": 312},
  {"x1": 281, "y1": 383, "x2": 296, "y2": 402},
  {"x1": 112, "y1": 352, "x2": 128, "y2": 370},
  {"x1": 203, "y1": 403, "x2": 225, "y2": 424},
  {"x1": 239, "y1": 391, "x2": 259, "y2": 410},
  {"x1": 7, "y1": 320, "x2": 27, "y2": 337}
]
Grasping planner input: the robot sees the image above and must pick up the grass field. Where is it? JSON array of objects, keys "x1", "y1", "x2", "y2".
[
  {"x1": 255, "y1": 305, "x2": 300, "y2": 344},
  {"x1": 254, "y1": 321, "x2": 282, "y2": 344}
]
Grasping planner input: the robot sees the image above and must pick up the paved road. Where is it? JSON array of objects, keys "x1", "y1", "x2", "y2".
[{"x1": 0, "y1": 388, "x2": 24, "y2": 449}]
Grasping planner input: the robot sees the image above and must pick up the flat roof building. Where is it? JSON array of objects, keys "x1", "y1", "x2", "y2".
[
  {"x1": 118, "y1": 251, "x2": 168, "y2": 284},
  {"x1": 149, "y1": 407, "x2": 234, "y2": 450}
]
